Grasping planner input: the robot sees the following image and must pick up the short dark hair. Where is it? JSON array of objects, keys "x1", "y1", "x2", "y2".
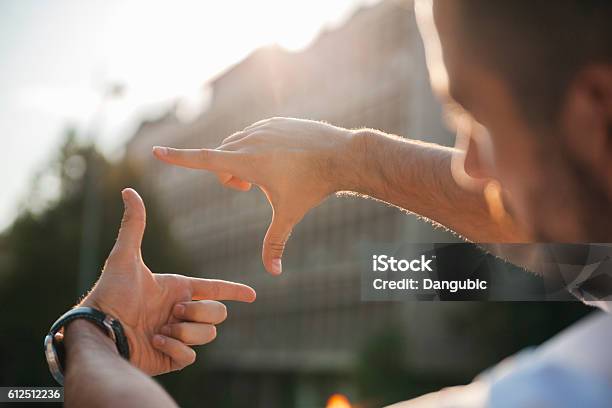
[{"x1": 457, "y1": 0, "x2": 612, "y2": 128}]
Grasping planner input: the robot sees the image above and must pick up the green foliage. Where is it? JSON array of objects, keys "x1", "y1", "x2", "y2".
[
  {"x1": 0, "y1": 130, "x2": 189, "y2": 386},
  {"x1": 354, "y1": 327, "x2": 452, "y2": 406}
]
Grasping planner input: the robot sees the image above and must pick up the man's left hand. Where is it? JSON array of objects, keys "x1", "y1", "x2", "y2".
[{"x1": 80, "y1": 188, "x2": 256, "y2": 375}]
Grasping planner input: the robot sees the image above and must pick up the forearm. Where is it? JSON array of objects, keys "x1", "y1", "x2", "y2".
[
  {"x1": 64, "y1": 320, "x2": 177, "y2": 408},
  {"x1": 344, "y1": 129, "x2": 528, "y2": 242}
]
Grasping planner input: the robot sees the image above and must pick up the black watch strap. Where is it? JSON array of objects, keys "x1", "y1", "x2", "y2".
[{"x1": 44, "y1": 307, "x2": 131, "y2": 385}]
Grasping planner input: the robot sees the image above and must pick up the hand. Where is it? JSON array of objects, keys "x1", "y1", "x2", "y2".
[
  {"x1": 153, "y1": 117, "x2": 359, "y2": 275},
  {"x1": 80, "y1": 188, "x2": 256, "y2": 375}
]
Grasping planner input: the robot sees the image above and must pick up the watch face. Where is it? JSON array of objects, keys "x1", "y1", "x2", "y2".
[{"x1": 44, "y1": 333, "x2": 64, "y2": 385}]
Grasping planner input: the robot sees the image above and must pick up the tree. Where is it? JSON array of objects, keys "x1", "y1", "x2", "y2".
[{"x1": 0, "y1": 130, "x2": 189, "y2": 386}]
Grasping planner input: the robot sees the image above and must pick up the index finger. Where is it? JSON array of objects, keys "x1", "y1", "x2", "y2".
[
  {"x1": 153, "y1": 146, "x2": 245, "y2": 174},
  {"x1": 189, "y1": 277, "x2": 256, "y2": 302}
]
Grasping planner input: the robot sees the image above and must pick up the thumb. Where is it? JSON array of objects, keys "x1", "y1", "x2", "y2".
[
  {"x1": 112, "y1": 188, "x2": 146, "y2": 257},
  {"x1": 262, "y1": 207, "x2": 296, "y2": 275}
]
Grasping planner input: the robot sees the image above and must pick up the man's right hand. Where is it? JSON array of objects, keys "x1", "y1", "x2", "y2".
[{"x1": 153, "y1": 117, "x2": 361, "y2": 275}]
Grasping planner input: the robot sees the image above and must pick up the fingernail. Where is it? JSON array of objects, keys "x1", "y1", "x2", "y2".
[
  {"x1": 161, "y1": 326, "x2": 171, "y2": 336},
  {"x1": 153, "y1": 335, "x2": 165, "y2": 347},
  {"x1": 153, "y1": 146, "x2": 168, "y2": 156},
  {"x1": 174, "y1": 304, "x2": 185, "y2": 317},
  {"x1": 271, "y1": 258, "x2": 282, "y2": 275}
]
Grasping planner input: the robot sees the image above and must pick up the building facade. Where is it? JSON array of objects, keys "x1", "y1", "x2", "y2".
[{"x1": 126, "y1": 1, "x2": 490, "y2": 405}]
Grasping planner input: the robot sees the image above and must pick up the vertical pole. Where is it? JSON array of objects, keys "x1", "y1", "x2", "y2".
[{"x1": 76, "y1": 83, "x2": 123, "y2": 296}]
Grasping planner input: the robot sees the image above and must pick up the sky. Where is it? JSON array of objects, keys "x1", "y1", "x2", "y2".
[{"x1": 0, "y1": 0, "x2": 378, "y2": 231}]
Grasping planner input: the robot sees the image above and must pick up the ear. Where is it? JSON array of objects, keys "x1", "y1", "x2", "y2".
[{"x1": 561, "y1": 65, "x2": 612, "y2": 197}]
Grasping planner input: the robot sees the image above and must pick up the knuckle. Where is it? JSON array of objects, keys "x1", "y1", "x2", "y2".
[
  {"x1": 209, "y1": 283, "x2": 221, "y2": 299},
  {"x1": 247, "y1": 131, "x2": 268, "y2": 143},
  {"x1": 186, "y1": 303, "x2": 199, "y2": 320},
  {"x1": 172, "y1": 324, "x2": 185, "y2": 339},
  {"x1": 266, "y1": 241, "x2": 286, "y2": 252},
  {"x1": 218, "y1": 174, "x2": 233, "y2": 185},
  {"x1": 265, "y1": 230, "x2": 289, "y2": 254},
  {"x1": 243, "y1": 154, "x2": 259, "y2": 171},
  {"x1": 198, "y1": 149, "x2": 210, "y2": 161},
  {"x1": 180, "y1": 304, "x2": 193, "y2": 320},
  {"x1": 221, "y1": 142, "x2": 242, "y2": 153},
  {"x1": 223, "y1": 131, "x2": 241, "y2": 144},
  {"x1": 122, "y1": 212, "x2": 145, "y2": 227}
]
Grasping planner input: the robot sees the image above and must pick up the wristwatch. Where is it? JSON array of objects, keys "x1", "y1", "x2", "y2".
[{"x1": 44, "y1": 306, "x2": 131, "y2": 385}]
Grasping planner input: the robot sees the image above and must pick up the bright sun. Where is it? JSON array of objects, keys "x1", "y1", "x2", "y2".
[{"x1": 102, "y1": 0, "x2": 373, "y2": 106}]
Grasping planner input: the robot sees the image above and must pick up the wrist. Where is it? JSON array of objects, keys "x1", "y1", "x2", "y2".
[
  {"x1": 62, "y1": 319, "x2": 130, "y2": 393},
  {"x1": 78, "y1": 294, "x2": 138, "y2": 366},
  {"x1": 339, "y1": 128, "x2": 379, "y2": 194},
  {"x1": 79, "y1": 297, "x2": 137, "y2": 362},
  {"x1": 63, "y1": 319, "x2": 119, "y2": 381},
  {"x1": 64, "y1": 319, "x2": 117, "y2": 354}
]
